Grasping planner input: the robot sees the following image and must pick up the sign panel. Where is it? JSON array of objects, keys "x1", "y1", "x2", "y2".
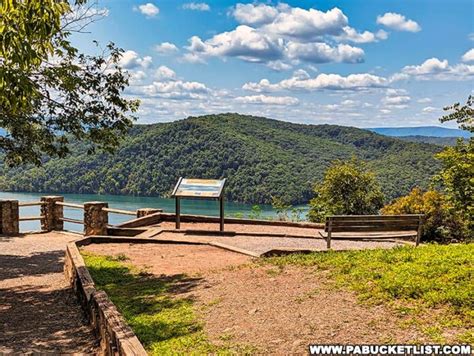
[{"x1": 172, "y1": 178, "x2": 226, "y2": 198}]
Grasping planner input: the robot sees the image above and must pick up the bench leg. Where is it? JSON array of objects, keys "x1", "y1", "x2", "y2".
[
  {"x1": 327, "y1": 231, "x2": 331, "y2": 249},
  {"x1": 415, "y1": 217, "x2": 422, "y2": 246}
]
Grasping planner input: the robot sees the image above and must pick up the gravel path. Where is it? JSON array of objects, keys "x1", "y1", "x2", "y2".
[{"x1": 0, "y1": 232, "x2": 98, "y2": 354}]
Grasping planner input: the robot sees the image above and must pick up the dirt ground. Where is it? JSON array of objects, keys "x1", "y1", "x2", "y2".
[
  {"x1": 0, "y1": 232, "x2": 98, "y2": 354},
  {"x1": 83, "y1": 242, "x2": 424, "y2": 354}
]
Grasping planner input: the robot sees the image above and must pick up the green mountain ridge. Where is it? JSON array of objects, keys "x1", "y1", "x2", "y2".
[{"x1": 0, "y1": 114, "x2": 443, "y2": 205}]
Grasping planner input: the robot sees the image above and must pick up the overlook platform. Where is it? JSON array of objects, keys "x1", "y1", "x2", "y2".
[{"x1": 0, "y1": 196, "x2": 414, "y2": 354}]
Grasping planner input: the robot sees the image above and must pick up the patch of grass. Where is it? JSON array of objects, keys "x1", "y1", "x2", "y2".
[
  {"x1": 82, "y1": 251, "x2": 254, "y2": 355},
  {"x1": 265, "y1": 265, "x2": 284, "y2": 277},
  {"x1": 265, "y1": 243, "x2": 474, "y2": 342}
]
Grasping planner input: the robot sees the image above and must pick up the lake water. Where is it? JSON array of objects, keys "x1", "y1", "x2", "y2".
[{"x1": 0, "y1": 191, "x2": 309, "y2": 232}]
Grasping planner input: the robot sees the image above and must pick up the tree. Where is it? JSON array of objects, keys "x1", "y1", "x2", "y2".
[
  {"x1": 381, "y1": 188, "x2": 467, "y2": 242},
  {"x1": 308, "y1": 159, "x2": 384, "y2": 222},
  {"x1": 434, "y1": 96, "x2": 473, "y2": 231},
  {"x1": 0, "y1": 0, "x2": 139, "y2": 165},
  {"x1": 440, "y1": 95, "x2": 473, "y2": 133}
]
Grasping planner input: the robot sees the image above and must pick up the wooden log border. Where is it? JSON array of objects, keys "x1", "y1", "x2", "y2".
[
  {"x1": 64, "y1": 237, "x2": 147, "y2": 356},
  {"x1": 63, "y1": 233, "x2": 260, "y2": 356}
]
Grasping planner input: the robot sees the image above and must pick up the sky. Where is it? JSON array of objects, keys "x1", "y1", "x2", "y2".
[{"x1": 72, "y1": 0, "x2": 474, "y2": 128}]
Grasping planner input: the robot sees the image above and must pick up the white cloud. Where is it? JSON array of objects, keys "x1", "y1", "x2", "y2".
[
  {"x1": 417, "y1": 97, "x2": 432, "y2": 103},
  {"x1": 134, "y1": 3, "x2": 159, "y2": 18},
  {"x1": 186, "y1": 26, "x2": 284, "y2": 63},
  {"x1": 154, "y1": 66, "x2": 177, "y2": 80},
  {"x1": 386, "y1": 88, "x2": 408, "y2": 96},
  {"x1": 182, "y1": 2, "x2": 210, "y2": 11},
  {"x1": 336, "y1": 27, "x2": 388, "y2": 43},
  {"x1": 376, "y1": 12, "x2": 421, "y2": 32},
  {"x1": 186, "y1": 3, "x2": 378, "y2": 67},
  {"x1": 292, "y1": 69, "x2": 311, "y2": 79},
  {"x1": 138, "y1": 80, "x2": 209, "y2": 100},
  {"x1": 402, "y1": 57, "x2": 449, "y2": 75},
  {"x1": 235, "y1": 94, "x2": 299, "y2": 106},
  {"x1": 181, "y1": 52, "x2": 207, "y2": 64},
  {"x1": 400, "y1": 57, "x2": 474, "y2": 80},
  {"x1": 461, "y1": 48, "x2": 474, "y2": 62},
  {"x1": 118, "y1": 50, "x2": 152, "y2": 69},
  {"x1": 266, "y1": 60, "x2": 292, "y2": 71},
  {"x1": 243, "y1": 72, "x2": 388, "y2": 92},
  {"x1": 422, "y1": 106, "x2": 437, "y2": 113},
  {"x1": 154, "y1": 42, "x2": 179, "y2": 55},
  {"x1": 375, "y1": 29, "x2": 389, "y2": 40},
  {"x1": 184, "y1": 25, "x2": 366, "y2": 65},
  {"x1": 231, "y1": 3, "x2": 280, "y2": 26},
  {"x1": 286, "y1": 42, "x2": 364, "y2": 63},
  {"x1": 262, "y1": 5, "x2": 348, "y2": 41},
  {"x1": 383, "y1": 90, "x2": 410, "y2": 108},
  {"x1": 129, "y1": 70, "x2": 147, "y2": 84}
]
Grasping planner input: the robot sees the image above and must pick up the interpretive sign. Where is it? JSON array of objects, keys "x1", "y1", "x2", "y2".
[
  {"x1": 172, "y1": 178, "x2": 225, "y2": 198},
  {"x1": 171, "y1": 177, "x2": 227, "y2": 231}
]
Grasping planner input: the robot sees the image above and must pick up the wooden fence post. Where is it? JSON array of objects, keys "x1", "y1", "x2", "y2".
[
  {"x1": 0, "y1": 200, "x2": 19, "y2": 235},
  {"x1": 41, "y1": 196, "x2": 64, "y2": 231},
  {"x1": 84, "y1": 202, "x2": 108, "y2": 236},
  {"x1": 415, "y1": 215, "x2": 423, "y2": 246},
  {"x1": 326, "y1": 218, "x2": 332, "y2": 249}
]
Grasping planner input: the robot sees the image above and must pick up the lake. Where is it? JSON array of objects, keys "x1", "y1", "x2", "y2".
[{"x1": 0, "y1": 192, "x2": 309, "y2": 232}]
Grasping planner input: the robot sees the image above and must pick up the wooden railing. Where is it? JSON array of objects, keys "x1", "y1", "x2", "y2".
[
  {"x1": 102, "y1": 207, "x2": 136, "y2": 216},
  {"x1": 18, "y1": 201, "x2": 44, "y2": 222},
  {"x1": 56, "y1": 202, "x2": 84, "y2": 209},
  {"x1": 56, "y1": 201, "x2": 85, "y2": 225},
  {"x1": 1, "y1": 196, "x2": 161, "y2": 235},
  {"x1": 18, "y1": 201, "x2": 43, "y2": 207}
]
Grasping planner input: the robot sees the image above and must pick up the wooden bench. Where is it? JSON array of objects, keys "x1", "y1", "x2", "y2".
[{"x1": 320, "y1": 214, "x2": 424, "y2": 249}]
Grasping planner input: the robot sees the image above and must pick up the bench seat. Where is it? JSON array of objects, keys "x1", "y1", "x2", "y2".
[{"x1": 322, "y1": 214, "x2": 423, "y2": 249}]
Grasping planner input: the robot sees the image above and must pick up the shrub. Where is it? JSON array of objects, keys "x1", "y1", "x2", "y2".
[
  {"x1": 434, "y1": 139, "x2": 473, "y2": 233},
  {"x1": 381, "y1": 188, "x2": 469, "y2": 242},
  {"x1": 308, "y1": 159, "x2": 384, "y2": 222}
]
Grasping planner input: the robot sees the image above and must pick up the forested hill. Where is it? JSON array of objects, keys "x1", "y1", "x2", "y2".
[
  {"x1": 396, "y1": 135, "x2": 466, "y2": 146},
  {"x1": 0, "y1": 114, "x2": 443, "y2": 205}
]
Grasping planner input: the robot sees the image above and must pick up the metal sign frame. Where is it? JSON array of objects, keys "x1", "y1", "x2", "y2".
[{"x1": 171, "y1": 177, "x2": 227, "y2": 231}]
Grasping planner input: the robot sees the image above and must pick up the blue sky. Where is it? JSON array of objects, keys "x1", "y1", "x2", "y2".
[{"x1": 72, "y1": 0, "x2": 473, "y2": 127}]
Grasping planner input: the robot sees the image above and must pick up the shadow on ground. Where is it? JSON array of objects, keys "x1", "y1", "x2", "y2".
[
  {"x1": 84, "y1": 254, "x2": 214, "y2": 352},
  {"x1": 0, "y1": 284, "x2": 98, "y2": 353},
  {"x1": 0, "y1": 251, "x2": 65, "y2": 281}
]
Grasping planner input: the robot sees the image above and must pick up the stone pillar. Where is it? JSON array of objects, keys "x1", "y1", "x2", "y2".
[
  {"x1": 41, "y1": 196, "x2": 64, "y2": 231},
  {"x1": 84, "y1": 202, "x2": 108, "y2": 236},
  {"x1": 136, "y1": 208, "x2": 162, "y2": 218},
  {"x1": 0, "y1": 200, "x2": 19, "y2": 236}
]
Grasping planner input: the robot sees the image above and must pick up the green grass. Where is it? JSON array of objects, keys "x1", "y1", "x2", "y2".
[
  {"x1": 81, "y1": 252, "x2": 256, "y2": 355},
  {"x1": 265, "y1": 243, "x2": 474, "y2": 343}
]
